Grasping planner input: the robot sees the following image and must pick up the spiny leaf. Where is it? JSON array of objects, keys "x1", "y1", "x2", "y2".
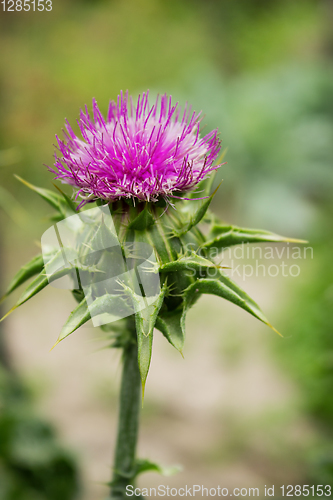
[
  {"x1": 132, "y1": 283, "x2": 167, "y2": 397},
  {"x1": 158, "y1": 252, "x2": 226, "y2": 274},
  {"x1": 12, "y1": 269, "x2": 50, "y2": 309},
  {"x1": 182, "y1": 272, "x2": 280, "y2": 335},
  {"x1": 51, "y1": 297, "x2": 90, "y2": 348},
  {"x1": 147, "y1": 218, "x2": 182, "y2": 265},
  {"x1": 1, "y1": 254, "x2": 44, "y2": 301},
  {"x1": 217, "y1": 270, "x2": 268, "y2": 323},
  {"x1": 128, "y1": 204, "x2": 155, "y2": 231},
  {"x1": 202, "y1": 224, "x2": 307, "y2": 251},
  {"x1": 157, "y1": 255, "x2": 277, "y2": 355},
  {"x1": 157, "y1": 270, "x2": 280, "y2": 352},
  {"x1": 0, "y1": 251, "x2": 74, "y2": 321},
  {"x1": 53, "y1": 293, "x2": 134, "y2": 346},
  {"x1": 156, "y1": 310, "x2": 184, "y2": 355}
]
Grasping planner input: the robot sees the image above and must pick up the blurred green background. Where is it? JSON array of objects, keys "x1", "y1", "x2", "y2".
[{"x1": 0, "y1": 0, "x2": 332, "y2": 499}]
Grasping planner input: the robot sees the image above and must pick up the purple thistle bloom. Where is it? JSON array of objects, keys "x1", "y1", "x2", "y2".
[{"x1": 51, "y1": 91, "x2": 223, "y2": 205}]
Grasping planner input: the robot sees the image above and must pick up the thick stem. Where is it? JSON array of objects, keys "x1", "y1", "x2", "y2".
[{"x1": 110, "y1": 336, "x2": 143, "y2": 499}]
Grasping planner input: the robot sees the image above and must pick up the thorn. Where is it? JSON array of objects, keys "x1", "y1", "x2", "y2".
[
  {"x1": 14, "y1": 174, "x2": 32, "y2": 188},
  {"x1": 210, "y1": 180, "x2": 223, "y2": 198},
  {"x1": 52, "y1": 182, "x2": 62, "y2": 192},
  {"x1": 49, "y1": 339, "x2": 60, "y2": 351},
  {"x1": 267, "y1": 322, "x2": 283, "y2": 338},
  {"x1": 283, "y1": 238, "x2": 308, "y2": 244},
  {"x1": 179, "y1": 350, "x2": 184, "y2": 359},
  {"x1": 51, "y1": 182, "x2": 68, "y2": 198},
  {"x1": 0, "y1": 305, "x2": 17, "y2": 323}
]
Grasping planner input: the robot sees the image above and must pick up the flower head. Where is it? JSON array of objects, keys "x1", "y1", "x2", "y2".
[{"x1": 51, "y1": 91, "x2": 222, "y2": 205}]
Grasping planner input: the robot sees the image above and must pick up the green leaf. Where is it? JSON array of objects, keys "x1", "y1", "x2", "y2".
[
  {"x1": 1, "y1": 254, "x2": 44, "y2": 300},
  {"x1": 147, "y1": 219, "x2": 182, "y2": 265},
  {"x1": 5, "y1": 270, "x2": 47, "y2": 314},
  {"x1": 2, "y1": 272, "x2": 50, "y2": 322},
  {"x1": 53, "y1": 293, "x2": 134, "y2": 346},
  {"x1": 134, "y1": 458, "x2": 182, "y2": 478},
  {"x1": 183, "y1": 271, "x2": 280, "y2": 334},
  {"x1": 157, "y1": 268, "x2": 280, "y2": 353},
  {"x1": 0, "y1": 250, "x2": 74, "y2": 322},
  {"x1": 203, "y1": 224, "x2": 307, "y2": 251},
  {"x1": 51, "y1": 297, "x2": 90, "y2": 348},
  {"x1": 217, "y1": 270, "x2": 270, "y2": 324},
  {"x1": 158, "y1": 252, "x2": 225, "y2": 274},
  {"x1": 155, "y1": 310, "x2": 185, "y2": 355},
  {"x1": 128, "y1": 204, "x2": 155, "y2": 231},
  {"x1": 132, "y1": 283, "x2": 167, "y2": 395}
]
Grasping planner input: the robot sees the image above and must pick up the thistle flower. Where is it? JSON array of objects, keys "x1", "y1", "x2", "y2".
[
  {"x1": 1, "y1": 90, "x2": 304, "y2": 500},
  {"x1": 51, "y1": 91, "x2": 222, "y2": 204}
]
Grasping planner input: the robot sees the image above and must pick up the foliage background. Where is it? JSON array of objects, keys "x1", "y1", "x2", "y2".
[{"x1": 0, "y1": 0, "x2": 332, "y2": 498}]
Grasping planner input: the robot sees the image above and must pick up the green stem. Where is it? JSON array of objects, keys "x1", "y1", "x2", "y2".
[{"x1": 110, "y1": 335, "x2": 143, "y2": 499}]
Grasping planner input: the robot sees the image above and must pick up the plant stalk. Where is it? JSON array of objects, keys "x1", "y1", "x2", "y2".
[{"x1": 110, "y1": 335, "x2": 143, "y2": 499}]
